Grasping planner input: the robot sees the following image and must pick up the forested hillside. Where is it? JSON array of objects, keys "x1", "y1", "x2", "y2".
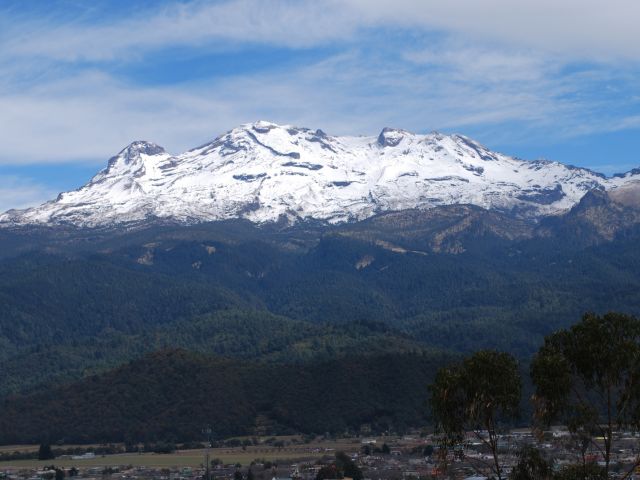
[
  {"x1": 0, "y1": 349, "x2": 453, "y2": 444},
  {"x1": 2, "y1": 199, "x2": 640, "y2": 402}
]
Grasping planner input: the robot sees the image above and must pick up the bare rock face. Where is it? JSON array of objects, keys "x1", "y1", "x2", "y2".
[
  {"x1": 1, "y1": 121, "x2": 639, "y2": 229},
  {"x1": 534, "y1": 187, "x2": 640, "y2": 243}
]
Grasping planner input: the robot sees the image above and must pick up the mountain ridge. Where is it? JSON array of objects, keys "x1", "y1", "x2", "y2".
[
  {"x1": 2, "y1": 190, "x2": 640, "y2": 399},
  {"x1": 2, "y1": 120, "x2": 639, "y2": 228}
]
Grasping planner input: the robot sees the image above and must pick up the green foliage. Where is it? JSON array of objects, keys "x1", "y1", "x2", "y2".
[
  {"x1": 531, "y1": 312, "x2": 640, "y2": 475},
  {"x1": 335, "y1": 452, "x2": 363, "y2": 480},
  {"x1": 0, "y1": 350, "x2": 452, "y2": 444},
  {"x1": 3, "y1": 219, "x2": 640, "y2": 397},
  {"x1": 2, "y1": 213, "x2": 640, "y2": 447},
  {"x1": 147, "y1": 442, "x2": 176, "y2": 454},
  {"x1": 430, "y1": 350, "x2": 521, "y2": 439},
  {"x1": 38, "y1": 443, "x2": 54, "y2": 460},
  {"x1": 316, "y1": 452, "x2": 362, "y2": 480},
  {"x1": 509, "y1": 446, "x2": 553, "y2": 480},
  {"x1": 429, "y1": 366, "x2": 465, "y2": 444},
  {"x1": 429, "y1": 350, "x2": 521, "y2": 480},
  {"x1": 0, "y1": 308, "x2": 428, "y2": 398},
  {"x1": 315, "y1": 464, "x2": 339, "y2": 480}
]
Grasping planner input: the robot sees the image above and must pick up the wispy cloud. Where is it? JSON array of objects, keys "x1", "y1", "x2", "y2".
[
  {"x1": 1, "y1": 0, "x2": 356, "y2": 63},
  {"x1": 0, "y1": 0, "x2": 639, "y2": 168},
  {"x1": 5, "y1": 0, "x2": 640, "y2": 63},
  {"x1": 0, "y1": 176, "x2": 57, "y2": 212},
  {"x1": 347, "y1": 0, "x2": 640, "y2": 61},
  {"x1": 0, "y1": 47, "x2": 639, "y2": 165}
]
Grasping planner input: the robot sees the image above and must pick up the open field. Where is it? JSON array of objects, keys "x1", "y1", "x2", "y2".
[
  {"x1": 0, "y1": 444, "x2": 109, "y2": 454},
  {"x1": 0, "y1": 439, "x2": 365, "y2": 469},
  {"x1": 0, "y1": 445, "x2": 39, "y2": 454}
]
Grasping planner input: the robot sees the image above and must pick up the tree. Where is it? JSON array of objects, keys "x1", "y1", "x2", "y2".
[
  {"x1": 531, "y1": 312, "x2": 640, "y2": 478},
  {"x1": 315, "y1": 453, "x2": 363, "y2": 480},
  {"x1": 423, "y1": 445, "x2": 434, "y2": 457},
  {"x1": 335, "y1": 452, "x2": 363, "y2": 480},
  {"x1": 429, "y1": 350, "x2": 521, "y2": 480},
  {"x1": 316, "y1": 464, "x2": 339, "y2": 480},
  {"x1": 38, "y1": 443, "x2": 55, "y2": 460},
  {"x1": 509, "y1": 446, "x2": 553, "y2": 480}
]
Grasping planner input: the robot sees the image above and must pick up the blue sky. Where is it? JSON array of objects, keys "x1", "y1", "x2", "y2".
[{"x1": 1, "y1": 0, "x2": 640, "y2": 211}]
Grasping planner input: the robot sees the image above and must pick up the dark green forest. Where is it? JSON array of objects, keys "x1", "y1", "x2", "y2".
[
  {"x1": 0, "y1": 349, "x2": 452, "y2": 444},
  {"x1": 2, "y1": 217, "x2": 640, "y2": 396},
  {"x1": 2, "y1": 197, "x2": 640, "y2": 443}
]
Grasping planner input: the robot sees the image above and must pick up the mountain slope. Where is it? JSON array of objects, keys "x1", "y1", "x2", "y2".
[
  {"x1": 2, "y1": 121, "x2": 638, "y2": 227},
  {"x1": 0, "y1": 349, "x2": 452, "y2": 443},
  {"x1": 1, "y1": 198, "x2": 640, "y2": 398}
]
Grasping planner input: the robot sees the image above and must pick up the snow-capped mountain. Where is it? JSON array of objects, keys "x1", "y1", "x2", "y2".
[{"x1": 1, "y1": 121, "x2": 639, "y2": 228}]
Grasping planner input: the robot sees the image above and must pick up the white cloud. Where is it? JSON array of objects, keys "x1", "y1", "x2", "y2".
[
  {"x1": 0, "y1": 47, "x2": 624, "y2": 165},
  {"x1": 0, "y1": 176, "x2": 56, "y2": 212},
  {"x1": 403, "y1": 44, "x2": 552, "y2": 84},
  {"x1": 2, "y1": 0, "x2": 357, "y2": 63},
  {"x1": 0, "y1": 0, "x2": 639, "y2": 166},
  {"x1": 347, "y1": 0, "x2": 640, "y2": 61},
  {"x1": 3, "y1": 0, "x2": 640, "y2": 64}
]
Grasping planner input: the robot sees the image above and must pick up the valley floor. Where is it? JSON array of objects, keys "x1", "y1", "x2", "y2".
[{"x1": 2, "y1": 431, "x2": 640, "y2": 479}]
